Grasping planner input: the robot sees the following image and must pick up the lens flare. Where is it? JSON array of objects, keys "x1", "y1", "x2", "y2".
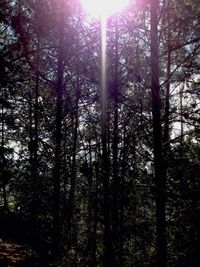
[{"x1": 81, "y1": 0, "x2": 129, "y2": 18}]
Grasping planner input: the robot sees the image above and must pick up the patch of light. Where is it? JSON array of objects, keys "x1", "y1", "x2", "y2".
[{"x1": 81, "y1": 0, "x2": 129, "y2": 18}]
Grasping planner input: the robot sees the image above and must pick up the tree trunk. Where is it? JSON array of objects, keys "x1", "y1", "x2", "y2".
[
  {"x1": 52, "y1": 0, "x2": 65, "y2": 261},
  {"x1": 112, "y1": 17, "x2": 120, "y2": 267},
  {"x1": 30, "y1": 36, "x2": 40, "y2": 227},
  {"x1": 87, "y1": 136, "x2": 93, "y2": 266},
  {"x1": 163, "y1": 0, "x2": 171, "y2": 157},
  {"x1": 90, "y1": 160, "x2": 99, "y2": 267},
  {"x1": 1, "y1": 96, "x2": 8, "y2": 210},
  {"x1": 101, "y1": 17, "x2": 114, "y2": 267},
  {"x1": 163, "y1": 52, "x2": 171, "y2": 154},
  {"x1": 150, "y1": 0, "x2": 167, "y2": 266},
  {"x1": 67, "y1": 91, "x2": 79, "y2": 249}
]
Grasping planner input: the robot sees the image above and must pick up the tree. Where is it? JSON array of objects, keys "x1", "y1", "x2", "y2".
[{"x1": 150, "y1": 0, "x2": 167, "y2": 266}]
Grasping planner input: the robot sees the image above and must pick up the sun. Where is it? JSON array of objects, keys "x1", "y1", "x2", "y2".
[{"x1": 81, "y1": 0, "x2": 129, "y2": 18}]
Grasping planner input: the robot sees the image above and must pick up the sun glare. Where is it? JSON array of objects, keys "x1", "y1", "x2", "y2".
[{"x1": 81, "y1": 0, "x2": 129, "y2": 18}]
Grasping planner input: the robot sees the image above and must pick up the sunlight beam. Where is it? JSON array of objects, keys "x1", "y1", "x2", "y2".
[
  {"x1": 80, "y1": 0, "x2": 130, "y2": 147},
  {"x1": 81, "y1": 0, "x2": 129, "y2": 18}
]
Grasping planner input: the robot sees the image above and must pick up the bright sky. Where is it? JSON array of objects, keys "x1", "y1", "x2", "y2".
[{"x1": 81, "y1": 0, "x2": 129, "y2": 18}]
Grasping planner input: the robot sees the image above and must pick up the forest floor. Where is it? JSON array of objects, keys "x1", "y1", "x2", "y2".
[{"x1": 0, "y1": 239, "x2": 39, "y2": 267}]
